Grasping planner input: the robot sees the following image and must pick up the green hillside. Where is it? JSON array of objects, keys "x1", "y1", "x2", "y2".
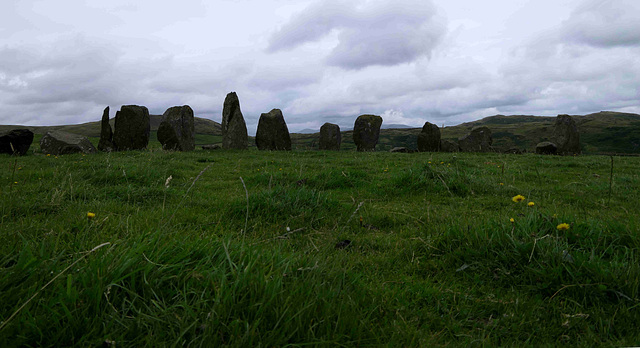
[
  {"x1": 0, "y1": 115, "x2": 222, "y2": 138},
  {"x1": 290, "y1": 111, "x2": 640, "y2": 154},
  {"x1": 3, "y1": 111, "x2": 639, "y2": 154}
]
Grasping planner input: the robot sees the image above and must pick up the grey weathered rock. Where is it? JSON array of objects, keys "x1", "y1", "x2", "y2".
[
  {"x1": 536, "y1": 141, "x2": 557, "y2": 155},
  {"x1": 353, "y1": 114, "x2": 383, "y2": 152},
  {"x1": 319, "y1": 123, "x2": 341, "y2": 150},
  {"x1": 40, "y1": 130, "x2": 96, "y2": 155},
  {"x1": 255, "y1": 109, "x2": 292, "y2": 150},
  {"x1": 440, "y1": 139, "x2": 459, "y2": 152},
  {"x1": 417, "y1": 122, "x2": 440, "y2": 152},
  {"x1": 113, "y1": 105, "x2": 150, "y2": 151},
  {"x1": 0, "y1": 129, "x2": 34, "y2": 156},
  {"x1": 202, "y1": 144, "x2": 222, "y2": 150},
  {"x1": 390, "y1": 147, "x2": 409, "y2": 153},
  {"x1": 458, "y1": 126, "x2": 493, "y2": 152},
  {"x1": 552, "y1": 114, "x2": 581, "y2": 155},
  {"x1": 97, "y1": 106, "x2": 114, "y2": 152},
  {"x1": 222, "y1": 92, "x2": 248, "y2": 149},
  {"x1": 157, "y1": 105, "x2": 195, "y2": 151}
]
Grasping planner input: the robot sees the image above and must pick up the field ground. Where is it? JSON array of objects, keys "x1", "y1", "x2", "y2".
[{"x1": 1, "y1": 148, "x2": 639, "y2": 346}]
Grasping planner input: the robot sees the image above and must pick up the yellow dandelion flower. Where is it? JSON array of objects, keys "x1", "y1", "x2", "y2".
[
  {"x1": 557, "y1": 223, "x2": 570, "y2": 231},
  {"x1": 440, "y1": 161, "x2": 444, "y2": 164},
  {"x1": 527, "y1": 202, "x2": 535, "y2": 207},
  {"x1": 499, "y1": 183, "x2": 504, "y2": 186},
  {"x1": 512, "y1": 195, "x2": 525, "y2": 203},
  {"x1": 510, "y1": 218, "x2": 515, "y2": 223},
  {"x1": 87, "y1": 212, "x2": 96, "y2": 219},
  {"x1": 428, "y1": 161, "x2": 431, "y2": 164}
]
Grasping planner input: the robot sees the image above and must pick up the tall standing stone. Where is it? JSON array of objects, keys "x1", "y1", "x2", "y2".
[
  {"x1": 417, "y1": 122, "x2": 440, "y2": 152},
  {"x1": 319, "y1": 123, "x2": 341, "y2": 150},
  {"x1": 458, "y1": 126, "x2": 493, "y2": 152},
  {"x1": 353, "y1": 114, "x2": 383, "y2": 152},
  {"x1": 157, "y1": 105, "x2": 195, "y2": 151},
  {"x1": 0, "y1": 129, "x2": 34, "y2": 156},
  {"x1": 97, "y1": 106, "x2": 114, "y2": 152},
  {"x1": 222, "y1": 92, "x2": 248, "y2": 149},
  {"x1": 552, "y1": 114, "x2": 581, "y2": 155},
  {"x1": 255, "y1": 109, "x2": 292, "y2": 150},
  {"x1": 113, "y1": 105, "x2": 150, "y2": 151}
]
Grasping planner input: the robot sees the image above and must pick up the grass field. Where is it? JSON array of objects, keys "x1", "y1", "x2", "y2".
[{"x1": 1, "y1": 148, "x2": 639, "y2": 346}]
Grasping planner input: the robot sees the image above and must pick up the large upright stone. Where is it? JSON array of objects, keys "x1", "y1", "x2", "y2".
[
  {"x1": 157, "y1": 105, "x2": 195, "y2": 151},
  {"x1": 113, "y1": 105, "x2": 150, "y2": 151},
  {"x1": 353, "y1": 114, "x2": 383, "y2": 152},
  {"x1": 319, "y1": 123, "x2": 341, "y2": 150},
  {"x1": 97, "y1": 106, "x2": 114, "y2": 152},
  {"x1": 417, "y1": 122, "x2": 440, "y2": 152},
  {"x1": 552, "y1": 114, "x2": 581, "y2": 155},
  {"x1": 0, "y1": 129, "x2": 34, "y2": 156},
  {"x1": 40, "y1": 130, "x2": 96, "y2": 155},
  {"x1": 222, "y1": 92, "x2": 248, "y2": 150},
  {"x1": 458, "y1": 126, "x2": 493, "y2": 152},
  {"x1": 255, "y1": 109, "x2": 292, "y2": 151}
]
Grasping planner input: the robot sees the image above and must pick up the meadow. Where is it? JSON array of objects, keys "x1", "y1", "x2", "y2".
[{"x1": 1, "y1": 148, "x2": 639, "y2": 346}]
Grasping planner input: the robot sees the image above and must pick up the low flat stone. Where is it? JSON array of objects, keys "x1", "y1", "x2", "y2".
[
  {"x1": 40, "y1": 130, "x2": 96, "y2": 155},
  {"x1": 390, "y1": 147, "x2": 410, "y2": 153},
  {"x1": 440, "y1": 139, "x2": 459, "y2": 152},
  {"x1": 0, "y1": 129, "x2": 34, "y2": 156},
  {"x1": 202, "y1": 144, "x2": 222, "y2": 150},
  {"x1": 536, "y1": 141, "x2": 557, "y2": 155}
]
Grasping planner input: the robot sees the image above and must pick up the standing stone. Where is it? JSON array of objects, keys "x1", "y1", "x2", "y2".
[
  {"x1": 0, "y1": 129, "x2": 34, "y2": 156},
  {"x1": 536, "y1": 141, "x2": 557, "y2": 155},
  {"x1": 40, "y1": 130, "x2": 96, "y2": 155},
  {"x1": 157, "y1": 105, "x2": 195, "y2": 151},
  {"x1": 97, "y1": 106, "x2": 114, "y2": 152},
  {"x1": 255, "y1": 109, "x2": 292, "y2": 150},
  {"x1": 353, "y1": 114, "x2": 383, "y2": 152},
  {"x1": 319, "y1": 123, "x2": 341, "y2": 150},
  {"x1": 458, "y1": 126, "x2": 493, "y2": 152},
  {"x1": 552, "y1": 114, "x2": 581, "y2": 155},
  {"x1": 440, "y1": 139, "x2": 459, "y2": 152},
  {"x1": 417, "y1": 122, "x2": 441, "y2": 152},
  {"x1": 222, "y1": 92, "x2": 248, "y2": 149},
  {"x1": 113, "y1": 105, "x2": 150, "y2": 151}
]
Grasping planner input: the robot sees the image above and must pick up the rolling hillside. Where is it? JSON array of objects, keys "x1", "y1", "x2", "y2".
[
  {"x1": 291, "y1": 111, "x2": 640, "y2": 154},
  {"x1": 2, "y1": 111, "x2": 639, "y2": 154},
  {"x1": 0, "y1": 115, "x2": 222, "y2": 137}
]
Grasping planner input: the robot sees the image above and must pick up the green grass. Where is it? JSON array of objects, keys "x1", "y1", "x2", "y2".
[{"x1": 1, "y1": 148, "x2": 640, "y2": 346}]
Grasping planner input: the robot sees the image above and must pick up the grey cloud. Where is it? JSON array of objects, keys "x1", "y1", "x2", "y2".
[
  {"x1": 267, "y1": 0, "x2": 446, "y2": 69},
  {"x1": 561, "y1": 0, "x2": 640, "y2": 47}
]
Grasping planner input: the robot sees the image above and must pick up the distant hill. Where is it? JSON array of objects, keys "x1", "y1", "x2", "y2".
[
  {"x1": 0, "y1": 115, "x2": 221, "y2": 137},
  {"x1": 290, "y1": 111, "x2": 640, "y2": 154},
  {"x1": 3, "y1": 111, "x2": 639, "y2": 154}
]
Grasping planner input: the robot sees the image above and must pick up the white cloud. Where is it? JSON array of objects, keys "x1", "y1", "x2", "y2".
[
  {"x1": 267, "y1": 0, "x2": 446, "y2": 69},
  {"x1": 560, "y1": 0, "x2": 640, "y2": 47}
]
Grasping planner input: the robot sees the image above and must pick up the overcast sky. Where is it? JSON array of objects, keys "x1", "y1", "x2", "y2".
[{"x1": 1, "y1": 0, "x2": 639, "y2": 133}]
